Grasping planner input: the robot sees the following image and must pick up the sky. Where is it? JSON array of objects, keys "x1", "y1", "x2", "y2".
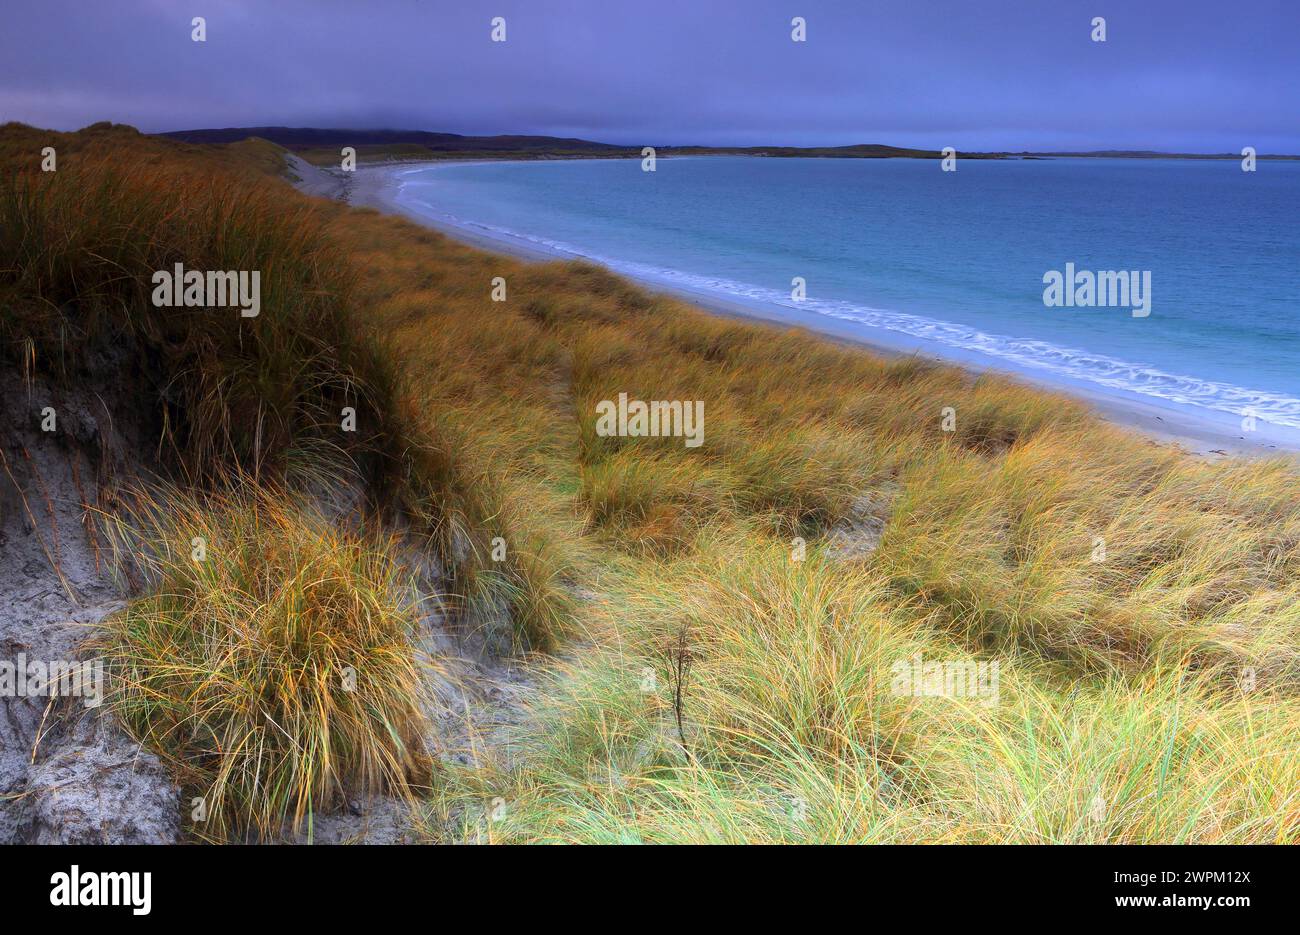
[{"x1": 2, "y1": 0, "x2": 1298, "y2": 153}]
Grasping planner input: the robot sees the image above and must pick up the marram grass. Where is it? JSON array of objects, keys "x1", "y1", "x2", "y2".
[
  {"x1": 8, "y1": 123, "x2": 1300, "y2": 842},
  {"x1": 421, "y1": 535, "x2": 1300, "y2": 844},
  {"x1": 97, "y1": 486, "x2": 434, "y2": 842}
]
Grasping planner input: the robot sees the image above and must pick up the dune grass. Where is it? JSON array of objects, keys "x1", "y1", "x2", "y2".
[
  {"x1": 421, "y1": 536, "x2": 1300, "y2": 844},
  {"x1": 95, "y1": 485, "x2": 435, "y2": 841},
  {"x1": 324, "y1": 149, "x2": 1300, "y2": 844},
  {"x1": 0, "y1": 126, "x2": 400, "y2": 489},
  {"x1": 4, "y1": 123, "x2": 1298, "y2": 842}
]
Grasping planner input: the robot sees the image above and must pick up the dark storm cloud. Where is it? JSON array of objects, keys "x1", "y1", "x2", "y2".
[{"x1": 2, "y1": 0, "x2": 1297, "y2": 152}]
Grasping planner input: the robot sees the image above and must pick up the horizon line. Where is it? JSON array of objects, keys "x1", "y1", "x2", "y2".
[{"x1": 143, "y1": 124, "x2": 1300, "y2": 160}]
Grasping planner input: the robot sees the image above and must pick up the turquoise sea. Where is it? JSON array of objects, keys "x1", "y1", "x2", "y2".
[{"x1": 393, "y1": 156, "x2": 1300, "y2": 438}]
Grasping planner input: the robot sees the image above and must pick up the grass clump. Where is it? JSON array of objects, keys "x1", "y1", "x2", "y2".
[
  {"x1": 0, "y1": 127, "x2": 400, "y2": 489},
  {"x1": 98, "y1": 486, "x2": 434, "y2": 841}
]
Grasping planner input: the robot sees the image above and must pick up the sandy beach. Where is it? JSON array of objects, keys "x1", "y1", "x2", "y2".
[{"x1": 293, "y1": 156, "x2": 1300, "y2": 460}]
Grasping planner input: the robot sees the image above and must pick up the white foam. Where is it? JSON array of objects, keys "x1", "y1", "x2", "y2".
[{"x1": 392, "y1": 179, "x2": 1300, "y2": 431}]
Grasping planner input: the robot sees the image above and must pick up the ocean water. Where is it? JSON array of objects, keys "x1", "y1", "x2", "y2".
[{"x1": 393, "y1": 156, "x2": 1300, "y2": 436}]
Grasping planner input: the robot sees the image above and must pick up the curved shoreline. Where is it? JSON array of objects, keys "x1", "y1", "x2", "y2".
[{"x1": 312, "y1": 157, "x2": 1300, "y2": 459}]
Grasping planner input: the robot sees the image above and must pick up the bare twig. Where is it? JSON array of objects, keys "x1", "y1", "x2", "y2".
[
  {"x1": 70, "y1": 452, "x2": 102, "y2": 573},
  {"x1": 669, "y1": 623, "x2": 694, "y2": 762},
  {"x1": 0, "y1": 446, "x2": 75, "y2": 602},
  {"x1": 22, "y1": 444, "x2": 68, "y2": 588}
]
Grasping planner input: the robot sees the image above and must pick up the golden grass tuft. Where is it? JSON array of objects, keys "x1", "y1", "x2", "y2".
[{"x1": 97, "y1": 486, "x2": 434, "y2": 841}]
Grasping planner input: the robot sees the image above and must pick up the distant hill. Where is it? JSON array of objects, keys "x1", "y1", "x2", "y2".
[
  {"x1": 156, "y1": 127, "x2": 1300, "y2": 163},
  {"x1": 157, "y1": 127, "x2": 985, "y2": 165},
  {"x1": 662, "y1": 143, "x2": 988, "y2": 159},
  {"x1": 160, "y1": 126, "x2": 633, "y2": 156}
]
